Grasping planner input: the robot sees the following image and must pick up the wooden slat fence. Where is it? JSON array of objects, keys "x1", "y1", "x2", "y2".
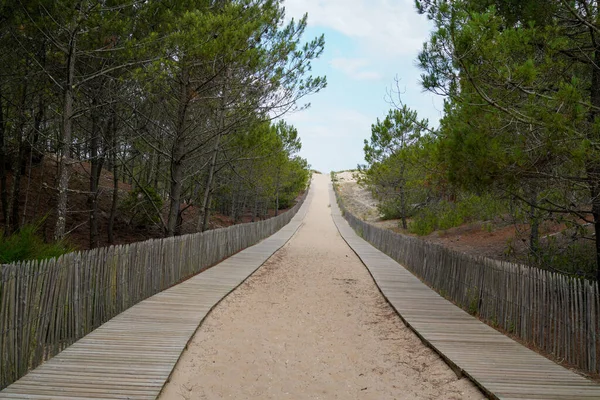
[
  {"x1": 0, "y1": 191, "x2": 307, "y2": 389},
  {"x1": 332, "y1": 184, "x2": 600, "y2": 375}
]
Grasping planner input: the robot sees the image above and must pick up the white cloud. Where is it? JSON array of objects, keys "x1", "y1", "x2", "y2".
[
  {"x1": 287, "y1": 107, "x2": 372, "y2": 138},
  {"x1": 329, "y1": 57, "x2": 382, "y2": 81},
  {"x1": 280, "y1": 0, "x2": 442, "y2": 172},
  {"x1": 284, "y1": 0, "x2": 431, "y2": 57}
]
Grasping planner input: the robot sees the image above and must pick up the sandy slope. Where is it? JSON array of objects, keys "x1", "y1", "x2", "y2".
[
  {"x1": 158, "y1": 174, "x2": 485, "y2": 400},
  {"x1": 335, "y1": 170, "x2": 381, "y2": 222}
]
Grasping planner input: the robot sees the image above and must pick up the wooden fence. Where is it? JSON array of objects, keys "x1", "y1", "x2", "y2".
[
  {"x1": 333, "y1": 184, "x2": 600, "y2": 375},
  {"x1": 0, "y1": 190, "x2": 307, "y2": 389}
]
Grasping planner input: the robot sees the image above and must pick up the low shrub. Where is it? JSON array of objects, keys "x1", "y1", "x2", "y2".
[
  {"x1": 0, "y1": 224, "x2": 73, "y2": 264},
  {"x1": 377, "y1": 198, "x2": 405, "y2": 220},
  {"x1": 120, "y1": 186, "x2": 163, "y2": 227},
  {"x1": 537, "y1": 237, "x2": 596, "y2": 280},
  {"x1": 409, "y1": 193, "x2": 507, "y2": 236}
]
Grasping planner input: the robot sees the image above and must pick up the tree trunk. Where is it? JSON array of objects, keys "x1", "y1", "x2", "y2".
[
  {"x1": 9, "y1": 135, "x2": 26, "y2": 234},
  {"x1": 230, "y1": 189, "x2": 237, "y2": 218},
  {"x1": 153, "y1": 137, "x2": 162, "y2": 190},
  {"x1": 166, "y1": 141, "x2": 185, "y2": 236},
  {"x1": 589, "y1": 47, "x2": 600, "y2": 281},
  {"x1": 6, "y1": 77, "x2": 31, "y2": 235},
  {"x1": 199, "y1": 69, "x2": 229, "y2": 232},
  {"x1": 198, "y1": 132, "x2": 222, "y2": 232},
  {"x1": 54, "y1": 29, "x2": 77, "y2": 241},
  {"x1": 129, "y1": 155, "x2": 135, "y2": 187},
  {"x1": 590, "y1": 170, "x2": 600, "y2": 282},
  {"x1": 0, "y1": 85, "x2": 8, "y2": 235},
  {"x1": 23, "y1": 90, "x2": 46, "y2": 227},
  {"x1": 274, "y1": 166, "x2": 281, "y2": 216},
  {"x1": 526, "y1": 184, "x2": 540, "y2": 261},
  {"x1": 121, "y1": 148, "x2": 127, "y2": 184},
  {"x1": 399, "y1": 182, "x2": 408, "y2": 230},
  {"x1": 108, "y1": 114, "x2": 118, "y2": 244},
  {"x1": 166, "y1": 66, "x2": 189, "y2": 237},
  {"x1": 238, "y1": 193, "x2": 247, "y2": 223},
  {"x1": 252, "y1": 187, "x2": 259, "y2": 222},
  {"x1": 148, "y1": 149, "x2": 155, "y2": 188},
  {"x1": 399, "y1": 136, "x2": 408, "y2": 230},
  {"x1": 88, "y1": 99, "x2": 101, "y2": 248}
]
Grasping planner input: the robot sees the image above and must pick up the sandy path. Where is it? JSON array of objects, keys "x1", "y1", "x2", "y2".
[{"x1": 158, "y1": 174, "x2": 485, "y2": 400}]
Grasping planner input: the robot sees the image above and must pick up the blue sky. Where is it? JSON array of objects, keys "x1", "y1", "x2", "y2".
[{"x1": 282, "y1": 0, "x2": 444, "y2": 173}]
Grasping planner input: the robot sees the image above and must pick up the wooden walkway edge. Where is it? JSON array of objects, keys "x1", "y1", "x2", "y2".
[
  {"x1": 0, "y1": 188, "x2": 313, "y2": 400},
  {"x1": 328, "y1": 183, "x2": 600, "y2": 400}
]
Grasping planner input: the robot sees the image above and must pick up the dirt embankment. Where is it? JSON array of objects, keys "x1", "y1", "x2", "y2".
[
  {"x1": 334, "y1": 171, "x2": 540, "y2": 261},
  {"x1": 4, "y1": 156, "x2": 294, "y2": 251}
]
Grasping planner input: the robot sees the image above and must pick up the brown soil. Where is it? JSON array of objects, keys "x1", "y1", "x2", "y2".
[
  {"x1": 3, "y1": 156, "x2": 294, "y2": 251},
  {"x1": 335, "y1": 171, "x2": 568, "y2": 262},
  {"x1": 158, "y1": 174, "x2": 485, "y2": 400}
]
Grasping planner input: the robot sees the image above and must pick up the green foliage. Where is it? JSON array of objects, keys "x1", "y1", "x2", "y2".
[
  {"x1": 412, "y1": 0, "x2": 600, "y2": 278},
  {"x1": 0, "y1": 224, "x2": 73, "y2": 264},
  {"x1": 409, "y1": 194, "x2": 507, "y2": 236},
  {"x1": 361, "y1": 106, "x2": 434, "y2": 228},
  {"x1": 363, "y1": 105, "x2": 426, "y2": 164},
  {"x1": 1, "y1": 0, "x2": 325, "y2": 242},
  {"x1": 536, "y1": 238, "x2": 597, "y2": 280},
  {"x1": 377, "y1": 198, "x2": 405, "y2": 220},
  {"x1": 507, "y1": 320, "x2": 516, "y2": 334},
  {"x1": 466, "y1": 287, "x2": 480, "y2": 316},
  {"x1": 277, "y1": 156, "x2": 309, "y2": 209},
  {"x1": 482, "y1": 221, "x2": 494, "y2": 233},
  {"x1": 211, "y1": 118, "x2": 310, "y2": 217},
  {"x1": 120, "y1": 187, "x2": 163, "y2": 227}
]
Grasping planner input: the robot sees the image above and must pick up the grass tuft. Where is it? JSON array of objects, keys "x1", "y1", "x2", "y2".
[{"x1": 0, "y1": 223, "x2": 74, "y2": 264}]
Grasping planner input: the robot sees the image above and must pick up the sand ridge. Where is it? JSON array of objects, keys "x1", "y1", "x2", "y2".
[{"x1": 158, "y1": 174, "x2": 485, "y2": 400}]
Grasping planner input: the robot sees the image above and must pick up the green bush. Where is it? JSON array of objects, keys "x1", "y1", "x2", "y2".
[
  {"x1": 409, "y1": 211, "x2": 439, "y2": 236},
  {"x1": 537, "y1": 237, "x2": 596, "y2": 280},
  {"x1": 120, "y1": 186, "x2": 163, "y2": 227},
  {"x1": 377, "y1": 198, "x2": 405, "y2": 220},
  {"x1": 409, "y1": 193, "x2": 507, "y2": 236},
  {"x1": 277, "y1": 192, "x2": 298, "y2": 209},
  {"x1": 0, "y1": 224, "x2": 73, "y2": 264}
]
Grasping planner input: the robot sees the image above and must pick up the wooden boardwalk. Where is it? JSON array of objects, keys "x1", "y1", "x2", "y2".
[
  {"x1": 0, "y1": 190, "x2": 312, "y2": 400},
  {"x1": 328, "y1": 183, "x2": 600, "y2": 400}
]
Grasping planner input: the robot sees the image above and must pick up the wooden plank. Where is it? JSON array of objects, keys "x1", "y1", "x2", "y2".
[
  {"x1": 0, "y1": 185, "x2": 312, "y2": 398},
  {"x1": 329, "y1": 182, "x2": 600, "y2": 400}
]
